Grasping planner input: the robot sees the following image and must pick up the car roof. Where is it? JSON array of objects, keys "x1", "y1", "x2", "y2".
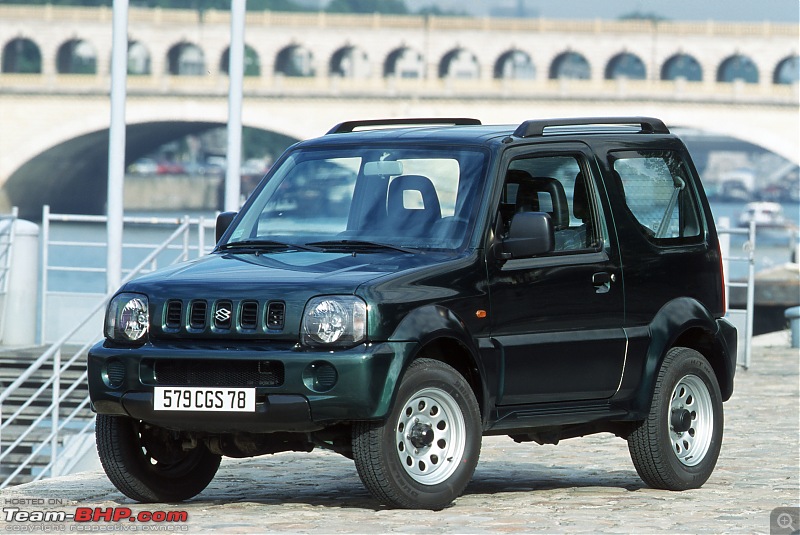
[
  {"x1": 295, "y1": 116, "x2": 676, "y2": 149},
  {"x1": 298, "y1": 123, "x2": 515, "y2": 148}
]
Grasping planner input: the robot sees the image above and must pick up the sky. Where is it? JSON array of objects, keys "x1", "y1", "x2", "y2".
[{"x1": 405, "y1": 0, "x2": 800, "y2": 22}]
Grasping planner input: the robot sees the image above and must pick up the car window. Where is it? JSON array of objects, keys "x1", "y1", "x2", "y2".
[
  {"x1": 394, "y1": 158, "x2": 460, "y2": 217},
  {"x1": 257, "y1": 156, "x2": 360, "y2": 235},
  {"x1": 611, "y1": 151, "x2": 703, "y2": 241},
  {"x1": 226, "y1": 147, "x2": 487, "y2": 251},
  {"x1": 502, "y1": 154, "x2": 608, "y2": 253}
]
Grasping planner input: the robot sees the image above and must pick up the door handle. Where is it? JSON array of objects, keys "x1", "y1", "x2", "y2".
[{"x1": 592, "y1": 271, "x2": 615, "y2": 293}]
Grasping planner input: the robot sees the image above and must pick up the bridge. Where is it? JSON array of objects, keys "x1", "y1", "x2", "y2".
[{"x1": 0, "y1": 5, "x2": 797, "y2": 216}]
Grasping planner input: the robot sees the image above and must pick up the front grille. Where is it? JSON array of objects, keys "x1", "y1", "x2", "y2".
[
  {"x1": 189, "y1": 301, "x2": 207, "y2": 330},
  {"x1": 165, "y1": 300, "x2": 182, "y2": 329},
  {"x1": 266, "y1": 302, "x2": 285, "y2": 330},
  {"x1": 161, "y1": 299, "x2": 286, "y2": 334},
  {"x1": 153, "y1": 359, "x2": 284, "y2": 387},
  {"x1": 240, "y1": 301, "x2": 259, "y2": 330}
]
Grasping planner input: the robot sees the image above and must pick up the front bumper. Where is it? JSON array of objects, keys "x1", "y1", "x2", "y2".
[{"x1": 88, "y1": 339, "x2": 415, "y2": 433}]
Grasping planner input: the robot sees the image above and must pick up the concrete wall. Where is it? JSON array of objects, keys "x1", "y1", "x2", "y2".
[{"x1": 124, "y1": 174, "x2": 222, "y2": 211}]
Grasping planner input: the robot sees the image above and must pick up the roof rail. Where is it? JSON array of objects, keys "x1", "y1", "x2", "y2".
[
  {"x1": 513, "y1": 117, "x2": 669, "y2": 138},
  {"x1": 327, "y1": 117, "x2": 481, "y2": 135}
]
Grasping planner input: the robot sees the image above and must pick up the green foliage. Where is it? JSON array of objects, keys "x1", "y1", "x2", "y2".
[
  {"x1": 325, "y1": 0, "x2": 408, "y2": 14},
  {"x1": 1, "y1": 0, "x2": 475, "y2": 16},
  {"x1": 619, "y1": 11, "x2": 668, "y2": 22},
  {"x1": 417, "y1": 6, "x2": 468, "y2": 17},
  {"x1": 0, "y1": 0, "x2": 312, "y2": 11}
]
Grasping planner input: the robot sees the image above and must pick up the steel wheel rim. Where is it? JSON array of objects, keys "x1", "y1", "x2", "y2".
[
  {"x1": 669, "y1": 374, "x2": 714, "y2": 466},
  {"x1": 395, "y1": 386, "x2": 466, "y2": 485}
]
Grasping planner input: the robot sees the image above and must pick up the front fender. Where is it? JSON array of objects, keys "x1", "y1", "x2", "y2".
[{"x1": 388, "y1": 304, "x2": 492, "y2": 425}]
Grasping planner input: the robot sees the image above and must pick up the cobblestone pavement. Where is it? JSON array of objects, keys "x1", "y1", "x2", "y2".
[{"x1": 2, "y1": 335, "x2": 798, "y2": 534}]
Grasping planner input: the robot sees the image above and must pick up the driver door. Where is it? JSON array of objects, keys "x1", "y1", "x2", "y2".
[{"x1": 487, "y1": 149, "x2": 627, "y2": 405}]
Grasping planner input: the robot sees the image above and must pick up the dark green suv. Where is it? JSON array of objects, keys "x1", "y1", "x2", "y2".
[{"x1": 89, "y1": 117, "x2": 737, "y2": 510}]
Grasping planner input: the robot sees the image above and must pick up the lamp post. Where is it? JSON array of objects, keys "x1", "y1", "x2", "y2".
[{"x1": 107, "y1": 0, "x2": 128, "y2": 293}]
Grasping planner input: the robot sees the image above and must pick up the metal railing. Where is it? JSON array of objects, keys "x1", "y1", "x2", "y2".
[
  {"x1": 39, "y1": 205, "x2": 216, "y2": 344},
  {"x1": 717, "y1": 218, "x2": 756, "y2": 370},
  {"x1": 0, "y1": 211, "x2": 216, "y2": 488},
  {"x1": 0, "y1": 207, "x2": 18, "y2": 296}
]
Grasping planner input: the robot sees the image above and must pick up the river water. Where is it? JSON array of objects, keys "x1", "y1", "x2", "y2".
[{"x1": 42, "y1": 201, "x2": 798, "y2": 294}]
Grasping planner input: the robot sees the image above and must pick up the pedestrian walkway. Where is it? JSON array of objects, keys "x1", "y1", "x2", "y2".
[{"x1": 1, "y1": 334, "x2": 798, "y2": 534}]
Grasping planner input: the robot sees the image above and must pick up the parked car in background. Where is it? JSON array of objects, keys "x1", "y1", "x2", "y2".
[{"x1": 126, "y1": 157, "x2": 158, "y2": 175}]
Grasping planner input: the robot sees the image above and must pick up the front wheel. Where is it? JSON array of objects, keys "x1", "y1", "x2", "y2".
[
  {"x1": 96, "y1": 415, "x2": 221, "y2": 502},
  {"x1": 352, "y1": 358, "x2": 482, "y2": 509},
  {"x1": 627, "y1": 347, "x2": 724, "y2": 490}
]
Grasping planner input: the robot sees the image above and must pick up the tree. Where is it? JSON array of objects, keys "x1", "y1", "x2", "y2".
[{"x1": 325, "y1": 0, "x2": 408, "y2": 14}]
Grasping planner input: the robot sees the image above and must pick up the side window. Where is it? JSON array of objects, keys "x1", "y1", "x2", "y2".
[
  {"x1": 501, "y1": 155, "x2": 608, "y2": 253},
  {"x1": 611, "y1": 151, "x2": 702, "y2": 241}
]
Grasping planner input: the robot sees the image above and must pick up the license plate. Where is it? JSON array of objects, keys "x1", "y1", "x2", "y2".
[{"x1": 153, "y1": 387, "x2": 256, "y2": 412}]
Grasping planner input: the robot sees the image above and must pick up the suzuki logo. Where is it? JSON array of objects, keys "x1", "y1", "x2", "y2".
[{"x1": 215, "y1": 306, "x2": 232, "y2": 323}]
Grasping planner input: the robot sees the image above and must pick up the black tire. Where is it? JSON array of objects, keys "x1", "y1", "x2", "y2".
[
  {"x1": 627, "y1": 347, "x2": 724, "y2": 490},
  {"x1": 352, "y1": 358, "x2": 482, "y2": 509},
  {"x1": 96, "y1": 414, "x2": 221, "y2": 502}
]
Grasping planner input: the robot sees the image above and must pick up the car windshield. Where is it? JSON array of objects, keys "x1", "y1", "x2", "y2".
[{"x1": 224, "y1": 146, "x2": 488, "y2": 251}]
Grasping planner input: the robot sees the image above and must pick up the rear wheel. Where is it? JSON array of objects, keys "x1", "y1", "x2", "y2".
[
  {"x1": 96, "y1": 415, "x2": 221, "y2": 502},
  {"x1": 352, "y1": 358, "x2": 481, "y2": 509},
  {"x1": 627, "y1": 347, "x2": 723, "y2": 490}
]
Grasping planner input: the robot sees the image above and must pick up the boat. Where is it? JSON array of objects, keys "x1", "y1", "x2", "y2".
[{"x1": 737, "y1": 202, "x2": 790, "y2": 229}]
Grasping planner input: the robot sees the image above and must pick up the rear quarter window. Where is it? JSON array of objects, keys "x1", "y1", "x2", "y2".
[{"x1": 610, "y1": 150, "x2": 704, "y2": 244}]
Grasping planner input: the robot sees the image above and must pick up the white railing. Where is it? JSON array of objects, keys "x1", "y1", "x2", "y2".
[
  {"x1": 0, "y1": 210, "x2": 216, "y2": 488},
  {"x1": 0, "y1": 208, "x2": 18, "y2": 297},
  {"x1": 717, "y1": 218, "x2": 756, "y2": 370},
  {"x1": 39, "y1": 205, "x2": 217, "y2": 344}
]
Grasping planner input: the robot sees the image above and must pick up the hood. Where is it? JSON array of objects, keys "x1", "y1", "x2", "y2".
[
  {"x1": 121, "y1": 249, "x2": 456, "y2": 342},
  {"x1": 125, "y1": 250, "x2": 414, "y2": 296}
]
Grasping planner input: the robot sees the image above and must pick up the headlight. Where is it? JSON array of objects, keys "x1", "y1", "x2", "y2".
[
  {"x1": 301, "y1": 296, "x2": 367, "y2": 347},
  {"x1": 105, "y1": 293, "x2": 149, "y2": 343}
]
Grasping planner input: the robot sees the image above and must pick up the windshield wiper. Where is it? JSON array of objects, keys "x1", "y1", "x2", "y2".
[
  {"x1": 306, "y1": 240, "x2": 419, "y2": 254},
  {"x1": 218, "y1": 239, "x2": 322, "y2": 253}
]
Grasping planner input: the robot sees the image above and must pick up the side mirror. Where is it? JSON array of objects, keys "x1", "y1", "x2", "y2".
[
  {"x1": 501, "y1": 211, "x2": 554, "y2": 259},
  {"x1": 215, "y1": 211, "x2": 237, "y2": 243}
]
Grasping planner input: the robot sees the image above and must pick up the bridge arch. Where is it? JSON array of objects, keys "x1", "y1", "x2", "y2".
[
  {"x1": 4, "y1": 122, "x2": 298, "y2": 219},
  {"x1": 494, "y1": 49, "x2": 535, "y2": 80},
  {"x1": 661, "y1": 53, "x2": 703, "y2": 81},
  {"x1": 275, "y1": 44, "x2": 314, "y2": 77},
  {"x1": 439, "y1": 47, "x2": 479, "y2": 79},
  {"x1": 167, "y1": 41, "x2": 205, "y2": 76},
  {"x1": 220, "y1": 44, "x2": 261, "y2": 76},
  {"x1": 56, "y1": 38, "x2": 96, "y2": 74},
  {"x1": 128, "y1": 40, "x2": 151, "y2": 75},
  {"x1": 774, "y1": 55, "x2": 799, "y2": 84},
  {"x1": 717, "y1": 54, "x2": 759, "y2": 83},
  {"x1": 330, "y1": 45, "x2": 370, "y2": 78},
  {"x1": 2, "y1": 37, "x2": 42, "y2": 73},
  {"x1": 605, "y1": 51, "x2": 646, "y2": 80},
  {"x1": 384, "y1": 46, "x2": 424, "y2": 78},
  {"x1": 550, "y1": 50, "x2": 591, "y2": 80}
]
